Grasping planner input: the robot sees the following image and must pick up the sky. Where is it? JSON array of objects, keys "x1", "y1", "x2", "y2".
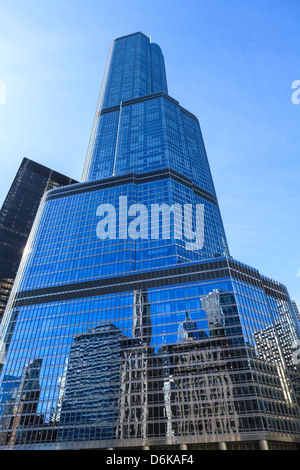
[{"x1": 0, "y1": 0, "x2": 299, "y2": 307}]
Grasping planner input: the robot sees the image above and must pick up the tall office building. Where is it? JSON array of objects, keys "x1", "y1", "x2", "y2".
[
  {"x1": 0, "y1": 158, "x2": 77, "y2": 324},
  {"x1": 0, "y1": 32, "x2": 300, "y2": 450},
  {"x1": 292, "y1": 301, "x2": 300, "y2": 325}
]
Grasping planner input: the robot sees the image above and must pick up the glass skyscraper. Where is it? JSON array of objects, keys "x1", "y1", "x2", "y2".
[{"x1": 0, "y1": 32, "x2": 300, "y2": 450}]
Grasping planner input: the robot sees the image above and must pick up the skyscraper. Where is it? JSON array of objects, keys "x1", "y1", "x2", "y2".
[
  {"x1": 0, "y1": 32, "x2": 299, "y2": 450},
  {"x1": 292, "y1": 301, "x2": 300, "y2": 325},
  {"x1": 0, "y1": 158, "x2": 77, "y2": 324}
]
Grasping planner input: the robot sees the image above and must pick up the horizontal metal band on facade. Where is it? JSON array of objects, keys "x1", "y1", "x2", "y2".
[
  {"x1": 13, "y1": 258, "x2": 288, "y2": 308},
  {"x1": 46, "y1": 168, "x2": 218, "y2": 205},
  {"x1": 14, "y1": 259, "x2": 230, "y2": 305},
  {"x1": 228, "y1": 260, "x2": 289, "y2": 301},
  {"x1": 260, "y1": 276, "x2": 289, "y2": 298}
]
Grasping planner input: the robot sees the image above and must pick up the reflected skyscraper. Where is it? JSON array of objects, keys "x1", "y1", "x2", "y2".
[
  {"x1": 0, "y1": 359, "x2": 44, "y2": 446},
  {"x1": 201, "y1": 290, "x2": 226, "y2": 337},
  {"x1": 117, "y1": 289, "x2": 165, "y2": 441},
  {"x1": 177, "y1": 312, "x2": 204, "y2": 342},
  {"x1": 132, "y1": 289, "x2": 152, "y2": 345},
  {"x1": 56, "y1": 324, "x2": 125, "y2": 446},
  {"x1": 0, "y1": 32, "x2": 300, "y2": 450},
  {"x1": 159, "y1": 324, "x2": 240, "y2": 441}
]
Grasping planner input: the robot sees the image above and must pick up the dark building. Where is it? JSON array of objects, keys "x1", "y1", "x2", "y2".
[{"x1": 0, "y1": 158, "x2": 77, "y2": 322}]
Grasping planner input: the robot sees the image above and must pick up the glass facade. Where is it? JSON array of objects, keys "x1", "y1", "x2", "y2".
[
  {"x1": 0, "y1": 158, "x2": 77, "y2": 324},
  {"x1": 0, "y1": 32, "x2": 299, "y2": 450}
]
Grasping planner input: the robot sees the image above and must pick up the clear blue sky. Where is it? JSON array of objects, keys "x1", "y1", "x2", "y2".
[{"x1": 0, "y1": 0, "x2": 299, "y2": 307}]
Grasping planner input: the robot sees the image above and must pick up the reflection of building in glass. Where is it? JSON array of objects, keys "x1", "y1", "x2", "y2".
[
  {"x1": 132, "y1": 289, "x2": 152, "y2": 345},
  {"x1": 159, "y1": 313, "x2": 240, "y2": 442},
  {"x1": 201, "y1": 290, "x2": 225, "y2": 336},
  {"x1": 117, "y1": 340, "x2": 162, "y2": 441},
  {"x1": 51, "y1": 359, "x2": 68, "y2": 425},
  {"x1": 118, "y1": 289, "x2": 151, "y2": 441},
  {"x1": 57, "y1": 324, "x2": 124, "y2": 445},
  {"x1": 117, "y1": 289, "x2": 165, "y2": 441},
  {"x1": 177, "y1": 312, "x2": 205, "y2": 342},
  {"x1": 0, "y1": 375, "x2": 20, "y2": 445},
  {"x1": 201, "y1": 290, "x2": 242, "y2": 339},
  {"x1": 0, "y1": 359, "x2": 45, "y2": 446}
]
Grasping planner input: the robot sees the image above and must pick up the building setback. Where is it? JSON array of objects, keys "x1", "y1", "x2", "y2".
[{"x1": 0, "y1": 33, "x2": 299, "y2": 451}]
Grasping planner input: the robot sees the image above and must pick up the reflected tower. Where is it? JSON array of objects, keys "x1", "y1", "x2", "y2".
[{"x1": 57, "y1": 324, "x2": 125, "y2": 445}]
